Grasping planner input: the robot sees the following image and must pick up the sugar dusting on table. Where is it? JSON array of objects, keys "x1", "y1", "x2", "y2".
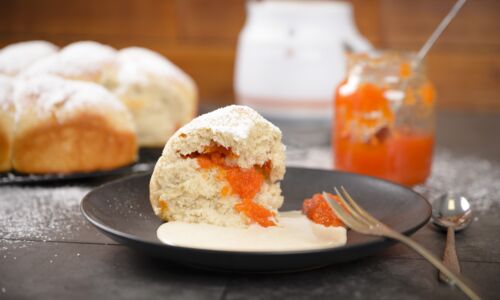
[
  {"x1": 415, "y1": 149, "x2": 500, "y2": 213},
  {"x1": 0, "y1": 186, "x2": 91, "y2": 241}
]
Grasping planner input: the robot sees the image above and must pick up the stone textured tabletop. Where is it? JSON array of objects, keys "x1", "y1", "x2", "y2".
[{"x1": 1, "y1": 111, "x2": 499, "y2": 300}]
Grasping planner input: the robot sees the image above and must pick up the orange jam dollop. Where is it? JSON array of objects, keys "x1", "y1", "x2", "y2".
[
  {"x1": 188, "y1": 144, "x2": 276, "y2": 227},
  {"x1": 302, "y1": 193, "x2": 345, "y2": 227}
]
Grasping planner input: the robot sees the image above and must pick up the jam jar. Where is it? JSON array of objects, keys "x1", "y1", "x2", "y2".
[{"x1": 333, "y1": 51, "x2": 436, "y2": 186}]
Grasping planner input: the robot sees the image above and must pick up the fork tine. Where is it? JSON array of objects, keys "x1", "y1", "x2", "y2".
[
  {"x1": 340, "y1": 186, "x2": 379, "y2": 225},
  {"x1": 332, "y1": 187, "x2": 372, "y2": 227},
  {"x1": 322, "y1": 192, "x2": 366, "y2": 230}
]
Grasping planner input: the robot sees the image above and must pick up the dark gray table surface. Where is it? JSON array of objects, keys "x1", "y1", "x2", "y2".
[{"x1": 1, "y1": 111, "x2": 499, "y2": 300}]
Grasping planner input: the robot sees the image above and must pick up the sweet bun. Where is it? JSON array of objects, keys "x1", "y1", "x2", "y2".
[
  {"x1": 106, "y1": 47, "x2": 197, "y2": 147},
  {"x1": 0, "y1": 75, "x2": 15, "y2": 171},
  {"x1": 12, "y1": 75, "x2": 137, "y2": 174},
  {"x1": 0, "y1": 41, "x2": 58, "y2": 77},
  {"x1": 21, "y1": 41, "x2": 116, "y2": 83},
  {"x1": 150, "y1": 105, "x2": 286, "y2": 227}
]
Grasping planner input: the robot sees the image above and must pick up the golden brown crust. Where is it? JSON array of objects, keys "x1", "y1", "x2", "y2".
[
  {"x1": 0, "y1": 128, "x2": 11, "y2": 172},
  {"x1": 12, "y1": 113, "x2": 137, "y2": 174}
]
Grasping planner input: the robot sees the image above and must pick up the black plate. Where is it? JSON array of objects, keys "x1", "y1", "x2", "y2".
[
  {"x1": 81, "y1": 167, "x2": 431, "y2": 273},
  {"x1": 0, "y1": 148, "x2": 163, "y2": 185}
]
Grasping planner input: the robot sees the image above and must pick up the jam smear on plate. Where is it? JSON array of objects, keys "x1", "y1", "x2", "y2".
[{"x1": 303, "y1": 193, "x2": 346, "y2": 227}]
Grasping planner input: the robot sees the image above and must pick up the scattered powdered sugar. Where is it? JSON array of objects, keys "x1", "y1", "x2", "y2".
[
  {"x1": 0, "y1": 186, "x2": 91, "y2": 241},
  {"x1": 0, "y1": 239, "x2": 33, "y2": 253},
  {"x1": 287, "y1": 146, "x2": 500, "y2": 213},
  {"x1": 415, "y1": 149, "x2": 500, "y2": 213},
  {"x1": 179, "y1": 105, "x2": 281, "y2": 140}
]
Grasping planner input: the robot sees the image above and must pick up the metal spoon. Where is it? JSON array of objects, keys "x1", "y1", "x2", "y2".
[
  {"x1": 399, "y1": 0, "x2": 467, "y2": 105},
  {"x1": 414, "y1": 0, "x2": 467, "y2": 65},
  {"x1": 431, "y1": 192, "x2": 473, "y2": 283}
]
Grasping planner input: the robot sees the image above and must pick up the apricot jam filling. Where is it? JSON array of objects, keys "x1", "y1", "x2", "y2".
[
  {"x1": 302, "y1": 193, "x2": 346, "y2": 227},
  {"x1": 158, "y1": 199, "x2": 168, "y2": 214},
  {"x1": 185, "y1": 144, "x2": 276, "y2": 227}
]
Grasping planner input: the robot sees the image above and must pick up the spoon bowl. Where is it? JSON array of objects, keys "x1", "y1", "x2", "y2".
[
  {"x1": 432, "y1": 192, "x2": 473, "y2": 231},
  {"x1": 431, "y1": 191, "x2": 473, "y2": 284}
]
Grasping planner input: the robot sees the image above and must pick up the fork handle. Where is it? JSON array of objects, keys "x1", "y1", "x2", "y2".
[
  {"x1": 440, "y1": 227, "x2": 461, "y2": 283},
  {"x1": 387, "y1": 231, "x2": 480, "y2": 300}
]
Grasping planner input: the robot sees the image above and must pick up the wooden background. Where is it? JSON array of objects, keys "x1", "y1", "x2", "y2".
[{"x1": 1, "y1": 0, "x2": 499, "y2": 112}]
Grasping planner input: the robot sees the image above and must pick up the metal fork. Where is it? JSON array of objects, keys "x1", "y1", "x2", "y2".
[{"x1": 323, "y1": 187, "x2": 480, "y2": 300}]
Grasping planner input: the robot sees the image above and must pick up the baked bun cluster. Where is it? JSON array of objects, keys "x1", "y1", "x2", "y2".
[
  {"x1": 150, "y1": 105, "x2": 286, "y2": 227},
  {"x1": 0, "y1": 40, "x2": 197, "y2": 174}
]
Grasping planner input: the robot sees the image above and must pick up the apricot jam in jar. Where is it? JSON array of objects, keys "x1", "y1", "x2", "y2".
[{"x1": 333, "y1": 51, "x2": 436, "y2": 186}]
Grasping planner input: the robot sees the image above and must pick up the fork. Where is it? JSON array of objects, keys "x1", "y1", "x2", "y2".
[{"x1": 323, "y1": 187, "x2": 480, "y2": 300}]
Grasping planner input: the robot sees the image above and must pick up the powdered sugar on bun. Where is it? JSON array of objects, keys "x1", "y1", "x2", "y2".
[
  {"x1": 165, "y1": 105, "x2": 285, "y2": 180},
  {"x1": 0, "y1": 41, "x2": 58, "y2": 77},
  {"x1": 116, "y1": 47, "x2": 195, "y2": 89},
  {"x1": 14, "y1": 75, "x2": 132, "y2": 129},
  {"x1": 21, "y1": 41, "x2": 116, "y2": 82}
]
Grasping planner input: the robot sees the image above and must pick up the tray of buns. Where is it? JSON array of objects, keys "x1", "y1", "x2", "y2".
[{"x1": 0, "y1": 41, "x2": 198, "y2": 184}]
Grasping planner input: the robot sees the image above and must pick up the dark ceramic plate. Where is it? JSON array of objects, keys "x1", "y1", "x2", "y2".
[
  {"x1": 81, "y1": 167, "x2": 431, "y2": 273},
  {"x1": 0, "y1": 148, "x2": 163, "y2": 185}
]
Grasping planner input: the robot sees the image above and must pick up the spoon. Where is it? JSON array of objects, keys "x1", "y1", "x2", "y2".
[
  {"x1": 413, "y1": 0, "x2": 467, "y2": 66},
  {"x1": 431, "y1": 192, "x2": 473, "y2": 283},
  {"x1": 399, "y1": 0, "x2": 466, "y2": 102}
]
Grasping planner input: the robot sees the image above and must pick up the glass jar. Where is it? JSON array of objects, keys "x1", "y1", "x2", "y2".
[{"x1": 333, "y1": 51, "x2": 436, "y2": 186}]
